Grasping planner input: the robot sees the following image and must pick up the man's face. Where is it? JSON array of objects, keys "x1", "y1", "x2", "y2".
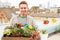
[{"x1": 19, "y1": 4, "x2": 28, "y2": 15}]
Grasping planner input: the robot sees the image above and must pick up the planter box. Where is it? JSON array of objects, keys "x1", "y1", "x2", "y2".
[
  {"x1": 40, "y1": 34, "x2": 48, "y2": 40},
  {"x1": 2, "y1": 37, "x2": 38, "y2": 40}
]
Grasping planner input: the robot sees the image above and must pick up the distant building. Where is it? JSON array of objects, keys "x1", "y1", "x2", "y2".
[
  {"x1": 50, "y1": 7, "x2": 60, "y2": 14},
  {"x1": 29, "y1": 6, "x2": 60, "y2": 18},
  {"x1": 0, "y1": 7, "x2": 18, "y2": 24},
  {"x1": 0, "y1": 10, "x2": 8, "y2": 24},
  {"x1": 0, "y1": 1, "x2": 17, "y2": 24},
  {"x1": 29, "y1": 6, "x2": 49, "y2": 16}
]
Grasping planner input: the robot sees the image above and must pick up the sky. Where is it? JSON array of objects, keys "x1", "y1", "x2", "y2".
[{"x1": 0, "y1": 0, "x2": 60, "y2": 8}]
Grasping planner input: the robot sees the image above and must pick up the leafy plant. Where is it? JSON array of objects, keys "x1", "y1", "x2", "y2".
[
  {"x1": 23, "y1": 32, "x2": 31, "y2": 37},
  {"x1": 17, "y1": 29, "x2": 24, "y2": 35},
  {"x1": 4, "y1": 24, "x2": 37, "y2": 37},
  {"x1": 40, "y1": 30, "x2": 47, "y2": 34},
  {"x1": 4, "y1": 29, "x2": 13, "y2": 35}
]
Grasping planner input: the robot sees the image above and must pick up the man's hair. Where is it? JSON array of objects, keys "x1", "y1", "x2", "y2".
[{"x1": 19, "y1": 1, "x2": 28, "y2": 7}]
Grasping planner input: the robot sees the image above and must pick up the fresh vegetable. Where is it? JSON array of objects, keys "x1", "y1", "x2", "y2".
[
  {"x1": 52, "y1": 19, "x2": 57, "y2": 23},
  {"x1": 43, "y1": 20, "x2": 49, "y2": 24},
  {"x1": 41, "y1": 30, "x2": 47, "y2": 34}
]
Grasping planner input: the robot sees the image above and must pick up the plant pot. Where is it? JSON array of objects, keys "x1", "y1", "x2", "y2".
[{"x1": 40, "y1": 33, "x2": 48, "y2": 40}]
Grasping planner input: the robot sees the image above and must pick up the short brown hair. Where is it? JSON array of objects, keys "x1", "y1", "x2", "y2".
[{"x1": 19, "y1": 1, "x2": 28, "y2": 7}]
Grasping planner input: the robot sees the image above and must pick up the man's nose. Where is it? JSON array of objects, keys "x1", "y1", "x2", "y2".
[
  {"x1": 22, "y1": 9, "x2": 25, "y2": 10},
  {"x1": 22, "y1": 9, "x2": 26, "y2": 11}
]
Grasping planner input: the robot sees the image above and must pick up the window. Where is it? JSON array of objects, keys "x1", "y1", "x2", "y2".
[{"x1": 58, "y1": 9, "x2": 60, "y2": 13}]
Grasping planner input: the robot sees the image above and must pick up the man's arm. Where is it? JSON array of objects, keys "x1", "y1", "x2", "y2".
[
  {"x1": 27, "y1": 15, "x2": 33, "y2": 25},
  {"x1": 9, "y1": 16, "x2": 14, "y2": 26},
  {"x1": 9, "y1": 15, "x2": 17, "y2": 26}
]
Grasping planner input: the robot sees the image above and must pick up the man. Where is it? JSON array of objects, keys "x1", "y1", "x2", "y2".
[{"x1": 10, "y1": 1, "x2": 29, "y2": 26}]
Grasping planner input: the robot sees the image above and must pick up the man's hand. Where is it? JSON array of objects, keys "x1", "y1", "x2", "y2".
[{"x1": 15, "y1": 23, "x2": 23, "y2": 27}]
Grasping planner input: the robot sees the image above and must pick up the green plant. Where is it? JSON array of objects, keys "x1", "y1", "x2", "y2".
[
  {"x1": 40, "y1": 30, "x2": 47, "y2": 34},
  {"x1": 4, "y1": 29, "x2": 13, "y2": 35},
  {"x1": 23, "y1": 32, "x2": 31, "y2": 37},
  {"x1": 17, "y1": 29, "x2": 24, "y2": 35},
  {"x1": 4, "y1": 24, "x2": 38, "y2": 37}
]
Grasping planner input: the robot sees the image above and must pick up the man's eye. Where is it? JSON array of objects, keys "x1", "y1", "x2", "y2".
[
  {"x1": 21, "y1": 7, "x2": 23, "y2": 9},
  {"x1": 24, "y1": 7, "x2": 26, "y2": 9},
  {"x1": 21, "y1": 7, "x2": 26, "y2": 9}
]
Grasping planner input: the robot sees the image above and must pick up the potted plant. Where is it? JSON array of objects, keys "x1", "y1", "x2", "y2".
[{"x1": 40, "y1": 30, "x2": 48, "y2": 40}]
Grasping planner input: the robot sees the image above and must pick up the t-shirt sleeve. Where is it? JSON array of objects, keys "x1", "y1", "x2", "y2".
[
  {"x1": 9, "y1": 15, "x2": 17, "y2": 26},
  {"x1": 27, "y1": 15, "x2": 33, "y2": 25}
]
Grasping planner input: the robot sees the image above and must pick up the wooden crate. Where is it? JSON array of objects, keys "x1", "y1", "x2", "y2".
[{"x1": 2, "y1": 37, "x2": 38, "y2": 40}]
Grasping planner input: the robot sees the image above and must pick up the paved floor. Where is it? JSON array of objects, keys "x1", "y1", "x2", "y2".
[{"x1": 48, "y1": 32, "x2": 60, "y2": 40}]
